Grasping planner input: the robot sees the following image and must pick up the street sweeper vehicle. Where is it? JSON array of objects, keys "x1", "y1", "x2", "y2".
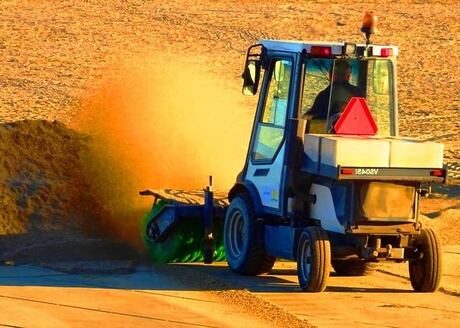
[{"x1": 140, "y1": 13, "x2": 447, "y2": 292}]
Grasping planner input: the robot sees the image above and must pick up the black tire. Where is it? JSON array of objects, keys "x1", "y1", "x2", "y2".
[
  {"x1": 224, "y1": 195, "x2": 275, "y2": 275},
  {"x1": 297, "y1": 227, "x2": 331, "y2": 292},
  {"x1": 332, "y1": 260, "x2": 376, "y2": 276},
  {"x1": 409, "y1": 228, "x2": 442, "y2": 292}
]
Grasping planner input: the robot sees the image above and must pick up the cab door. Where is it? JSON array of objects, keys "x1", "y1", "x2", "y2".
[{"x1": 245, "y1": 57, "x2": 293, "y2": 213}]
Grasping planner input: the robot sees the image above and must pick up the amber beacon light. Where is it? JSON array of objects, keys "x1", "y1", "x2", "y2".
[{"x1": 361, "y1": 11, "x2": 378, "y2": 45}]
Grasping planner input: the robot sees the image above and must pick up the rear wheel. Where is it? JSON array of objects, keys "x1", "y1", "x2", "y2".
[
  {"x1": 297, "y1": 226, "x2": 331, "y2": 292},
  {"x1": 224, "y1": 195, "x2": 275, "y2": 275},
  {"x1": 409, "y1": 228, "x2": 442, "y2": 292},
  {"x1": 332, "y1": 260, "x2": 376, "y2": 276}
]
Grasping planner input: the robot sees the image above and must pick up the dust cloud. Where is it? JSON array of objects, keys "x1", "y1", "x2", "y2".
[{"x1": 74, "y1": 55, "x2": 253, "y2": 248}]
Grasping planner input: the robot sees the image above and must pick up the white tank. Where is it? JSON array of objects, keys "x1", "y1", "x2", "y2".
[
  {"x1": 304, "y1": 134, "x2": 443, "y2": 169},
  {"x1": 386, "y1": 137, "x2": 444, "y2": 168}
]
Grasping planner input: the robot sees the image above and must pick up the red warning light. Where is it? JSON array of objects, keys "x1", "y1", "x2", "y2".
[
  {"x1": 380, "y1": 48, "x2": 392, "y2": 57},
  {"x1": 311, "y1": 46, "x2": 332, "y2": 57},
  {"x1": 341, "y1": 168, "x2": 354, "y2": 175},
  {"x1": 430, "y1": 169, "x2": 444, "y2": 177},
  {"x1": 333, "y1": 97, "x2": 378, "y2": 135}
]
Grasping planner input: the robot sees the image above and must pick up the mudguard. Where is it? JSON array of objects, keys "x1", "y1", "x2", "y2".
[{"x1": 228, "y1": 180, "x2": 264, "y2": 218}]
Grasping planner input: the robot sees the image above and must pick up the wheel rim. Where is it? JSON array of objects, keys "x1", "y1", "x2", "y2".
[
  {"x1": 299, "y1": 235, "x2": 312, "y2": 283},
  {"x1": 228, "y1": 210, "x2": 245, "y2": 258}
]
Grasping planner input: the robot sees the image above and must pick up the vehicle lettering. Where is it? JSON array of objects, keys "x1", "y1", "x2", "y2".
[{"x1": 355, "y1": 168, "x2": 379, "y2": 175}]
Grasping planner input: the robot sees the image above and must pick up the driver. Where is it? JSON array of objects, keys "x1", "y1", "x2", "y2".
[{"x1": 303, "y1": 59, "x2": 364, "y2": 121}]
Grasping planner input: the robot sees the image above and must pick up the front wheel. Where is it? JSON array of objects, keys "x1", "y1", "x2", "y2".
[
  {"x1": 224, "y1": 195, "x2": 275, "y2": 275},
  {"x1": 409, "y1": 228, "x2": 442, "y2": 292},
  {"x1": 297, "y1": 226, "x2": 331, "y2": 292}
]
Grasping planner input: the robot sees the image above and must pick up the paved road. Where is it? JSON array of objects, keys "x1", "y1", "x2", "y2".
[
  {"x1": 187, "y1": 245, "x2": 460, "y2": 328},
  {"x1": 0, "y1": 264, "x2": 272, "y2": 328},
  {"x1": 1, "y1": 247, "x2": 459, "y2": 328}
]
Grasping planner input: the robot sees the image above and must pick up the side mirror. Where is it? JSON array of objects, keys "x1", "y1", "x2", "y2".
[{"x1": 242, "y1": 60, "x2": 261, "y2": 96}]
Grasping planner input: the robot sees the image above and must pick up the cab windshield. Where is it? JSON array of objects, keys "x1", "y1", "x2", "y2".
[{"x1": 301, "y1": 58, "x2": 394, "y2": 136}]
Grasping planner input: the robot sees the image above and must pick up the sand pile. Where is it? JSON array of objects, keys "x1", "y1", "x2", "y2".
[
  {"x1": 0, "y1": 120, "x2": 100, "y2": 235},
  {"x1": 420, "y1": 198, "x2": 460, "y2": 245},
  {"x1": 0, "y1": 120, "x2": 140, "y2": 263}
]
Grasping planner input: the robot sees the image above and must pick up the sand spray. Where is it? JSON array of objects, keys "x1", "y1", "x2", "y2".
[{"x1": 74, "y1": 55, "x2": 254, "y2": 250}]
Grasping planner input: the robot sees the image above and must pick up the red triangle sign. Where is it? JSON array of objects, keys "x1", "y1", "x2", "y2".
[{"x1": 333, "y1": 97, "x2": 378, "y2": 135}]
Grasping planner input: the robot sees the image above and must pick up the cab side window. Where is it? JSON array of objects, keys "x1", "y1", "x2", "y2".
[
  {"x1": 367, "y1": 59, "x2": 393, "y2": 136},
  {"x1": 252, "y1": 59, "x2": 292, "y2": 161}
]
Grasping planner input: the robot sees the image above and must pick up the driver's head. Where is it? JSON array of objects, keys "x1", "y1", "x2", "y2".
[{"x1": 329, "y1": 59, "x2": 351, "y2": 82}]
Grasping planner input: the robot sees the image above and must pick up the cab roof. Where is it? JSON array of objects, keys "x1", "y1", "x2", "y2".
[{"x1": 258, "y1": 39, "x2": 399, "y2": 57}]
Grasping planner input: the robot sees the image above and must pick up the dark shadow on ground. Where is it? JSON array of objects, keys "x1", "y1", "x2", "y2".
[
  {"x1": 0, "y1": 232, "x2": 140, "y2": 265},
  {"x1": 431, "y1": 183, "x2": 460, "y2": 198},
  {"x1": 422, "y1": 204, "x2": 460, "y2": 218},
  {"x1": 0, "y1": 230, "x2": 413, "y2": 295},
  {"x1": 0, "y1": 260, "x2": 413, "y2": 294},
  {"x1": 325, "y1": 286, "x2": 412, "y2": 293}
]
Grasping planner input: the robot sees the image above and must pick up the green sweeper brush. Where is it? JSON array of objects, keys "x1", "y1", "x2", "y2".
[{"x1": 139, "y1": 182, "x2": 226, "y2": 263}]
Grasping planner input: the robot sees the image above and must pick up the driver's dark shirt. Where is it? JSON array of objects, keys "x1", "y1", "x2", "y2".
[{"x1": 308, "y1": 80, "x2": 364, "y2": 119}]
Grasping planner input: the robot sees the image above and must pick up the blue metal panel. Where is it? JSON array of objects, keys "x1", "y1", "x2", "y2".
[
  {"x1": 319, "y1": 163, "x2": 340, "y2": 178},
  {"x1": 302, "y1": 153, "x2": 319, "y2": 174},
  {"x1": 264, "y1": 225, "x2": 302, "y2": 260},
  {"x1": 258, "y1": 40, "x2": 399, "y2": 57},
  {"x1": 262, "y1": 205, "x2": 283, "y2": 217},
  {"x1": 301, "y1": 156, "x2": 340, "y2": 179},
  {"x1": 330, "y1": 184, "x2": 347, "y2": 225},
  {"x1": 312, "y1": 177, "x2": 354, "y2": 227}
]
